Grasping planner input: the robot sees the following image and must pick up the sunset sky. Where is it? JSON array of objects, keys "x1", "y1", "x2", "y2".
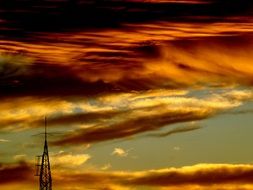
[{"x1": 1, "y1": 0, "x2": 253, "y2": 189}]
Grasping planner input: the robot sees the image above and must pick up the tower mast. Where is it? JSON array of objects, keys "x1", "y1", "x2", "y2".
[{"x1": 36, "y1": 117, "x2": 52, "y2": 190}]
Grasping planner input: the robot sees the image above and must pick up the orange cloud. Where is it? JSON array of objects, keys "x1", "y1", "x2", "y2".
[
  {"x1": 52, "y1": 163, "x2": 253, "y2": 189},
  {"x1": 2, "y1": 22, "x2": 253, "y2": 99},
  {"x1": 1, "y1": 161, "x2": 253, "y2": 190}
]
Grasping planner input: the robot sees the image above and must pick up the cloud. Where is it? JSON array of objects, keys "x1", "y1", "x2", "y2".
[
  {"x1": 0, "y1": 1, "x2": 253, "y2": 190},
  {"x1": 147, "y1": 124, "x2": 202, "y2": 137},
  {"x1": 45, "y1": 110, "x2": 125, "y2": 127},
  {"x1": 52, "y1": 106, "x2": 211, "y2": 145},
  {"x1": 0, "y1": 53, "x2": 32, "y2": 79},
  {"x1": 111, "y1": 148, "x2": 130, "y2": 157},
  {"x1": 0, "y1": 162, "x2": 32, "y2": 185},
  {"x1": 2, "y1": 24, "x2": 253, "y2": 100},
  {"x1": 13, "y1": 154, "x2": 27, "y2": 161},
  {"x1": 173, "y1": 146, "x2": 181, "y2": 151},
  {"x1": 1, "y1": 0, "x2": 252, "y2": 38},
  {"x1": 0, "y1": 88, "x2": 250, "y2": 144},
  {"x1": 0, "y1": 139, "x2": 9, "y2": 143},
  {"x1": 101, "y1": 164, "x2": 112, "y2": 171},
  {"x1": 129, "y1": 0, "x2": 209, "y2": 3},
  {"x1": 52, "y1": 163, "x2": 253, "y2": 189},
  {"x1": 129, "y1": 164, "x2": 253, "y2": 187},
  {"x1": 1, "y1": 161, "x2": 253, "y2": 190},
  {"x1": 0, "y1": 58, "x2": 117, "y2": 98},
  {"x1": 51, "y1": 151, "x2": 91, "y2": 167},
  {"x1": 52, "y1": 89, "x2": 251, "y2": 145}
]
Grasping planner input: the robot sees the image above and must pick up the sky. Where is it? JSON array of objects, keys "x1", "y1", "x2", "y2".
[{"x1": 1, "y1": 0, "x2": 253, "y2": 189}]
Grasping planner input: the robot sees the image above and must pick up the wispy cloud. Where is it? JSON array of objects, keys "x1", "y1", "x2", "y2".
[
  {"x1": 51, "y1": 151, "x2": 91, "y2": 168},
  {"x1": 112, "y1": 148, "x2": 130, "y2": 157},
  {"x1": 101, "y1": 163, "x2": 112, "y2": 171},
  {"x1": 0, "y1": 89, "x2": 250, "y2": 144},
  {"x1": 147, "y1": 124, "x2": 202, "y2": 137},
  {"x1": 52, "y1": 89, "x2": 252, "y2": 145},
  {"x1": 0, "y1": 139, "x2": 10, "y2": 143},
  {"x1": 13, "y1": 154, "x2": 27, "y2": 161}
]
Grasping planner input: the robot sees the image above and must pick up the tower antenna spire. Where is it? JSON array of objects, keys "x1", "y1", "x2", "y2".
[{"x1": 45, "y1": 116, "x2": 47, "y2": 142}]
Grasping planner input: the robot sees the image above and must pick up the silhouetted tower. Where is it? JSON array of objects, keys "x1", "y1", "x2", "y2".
[{"x1": 35, "y1": 117, "x2": 52, "y2": 190}]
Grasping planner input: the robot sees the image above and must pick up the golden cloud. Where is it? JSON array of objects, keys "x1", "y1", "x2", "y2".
[
  {"x1": 52, "y1": 163, "x2": 253, "y2": 189},
  {"x1": 53, "y1": 89, "x2": 252, "y2": 145},
  {"x1": 51, "y1": 151, "x2": 91, "y2": 168},
  {"x1": 1, "y1": 161, "x2": 253, "y2": 190},
  {"x1": 0, "y1": 89, "x2": 251, "y2": 144}
]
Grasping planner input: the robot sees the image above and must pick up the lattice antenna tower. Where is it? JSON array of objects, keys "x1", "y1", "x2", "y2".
[{"x1": 35, "y1": 117, "x2": 52, "y2": 190}]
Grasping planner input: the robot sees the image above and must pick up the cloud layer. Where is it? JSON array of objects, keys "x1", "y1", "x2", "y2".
[
  {"x1": 3, "y1": 161, "x2": 253, "y2": 190},
  {"x1": 1, "y1": 32, "x2": 253, "y2": 100},
  {"x1": 52, "y1": 163, "x2": 253, "y2": 189},
  {"x1": 1, "y1": 1, "x2": 253, "y2": 189},
  {"x1": 0, "y1": 88, "x2": 251, "y2": 144}
]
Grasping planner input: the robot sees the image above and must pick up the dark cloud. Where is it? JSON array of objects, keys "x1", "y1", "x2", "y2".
[
  {"x1": 0, "y1": 0, "x2": 252, "y2": 37},
  {"x1": 0, "y1": 36, "x2": 158, "y2": 98},
  {"x1": 147, "y1": 124, "x2": 202, "y2": 137},
  {"x1": 53, "y1": 105, "x2": 211, "y2": 145},
  {"x1": 0, "y1": 47, "x2": 178, "y2": 99},
  {"x1": 0, "y1": 63, "x2": 176, "y2": 99},
  {"x1": 0, "y1": 60, "x2": 118, "y2": 98},
  {"x1": 0, "y1": 162, "x2": 32, "y2": 184},
  {"x1": 1, "y1": 33, "x2": 253, "y2": 99},
  {"x1": 0, "y1": 110, "x2": 121, "y2": 130},
  {"x1": 47, "y1": 111, "x2": 124, "y2": 126}
]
